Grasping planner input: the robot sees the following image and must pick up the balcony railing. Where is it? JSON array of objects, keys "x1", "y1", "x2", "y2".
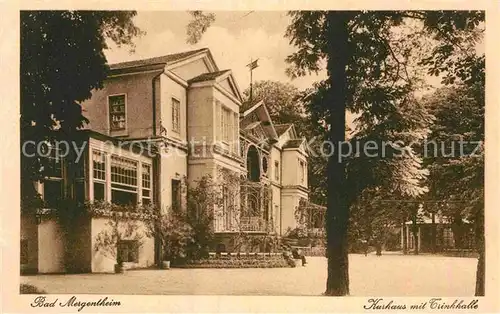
[
  {"x1": 214, "y1": 214, "x2": 275, "y2": 233},
  {"x1": 240, "y1": 216, "x2": 270, "y2": 232}
]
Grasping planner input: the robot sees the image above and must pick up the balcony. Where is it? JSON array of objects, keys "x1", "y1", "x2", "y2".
[
  {"x1": 214, "y1": 216, "x2": 273, "y2": 233},
  {"x1": 240, "y1": 216, "x2": 271, "y2": 233}
]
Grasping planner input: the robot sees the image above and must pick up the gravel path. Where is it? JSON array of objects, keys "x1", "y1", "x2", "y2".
[{"x1": 21, "y1": 253, "x2": 478, "y2": 296}]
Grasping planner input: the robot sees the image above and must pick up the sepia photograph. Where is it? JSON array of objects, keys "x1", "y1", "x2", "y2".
[{"x1": 3, "y1": 4, "x2": 497, "y2": 312}]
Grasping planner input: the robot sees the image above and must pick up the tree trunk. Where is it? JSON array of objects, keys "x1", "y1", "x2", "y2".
[
  {"x1": 431, "y1": 212, "x2": 436, "y2": 253},
  {"x1": 375, "y1": 242, "x2": 382, "y2": 256},
  {"x1": 324, "y1": 12, "x2": 350, "y2": 296},
  {"x1": 474, "y1": 209, "x2": 485, "y2": 296}
]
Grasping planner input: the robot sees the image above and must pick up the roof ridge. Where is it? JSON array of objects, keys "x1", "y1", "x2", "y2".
[
  {"x1": 109, "y1": 48, "x2": 209, "y2": 69},
  {"x1": 187, "y1": 69, "x2": 232, "y2": 84}
]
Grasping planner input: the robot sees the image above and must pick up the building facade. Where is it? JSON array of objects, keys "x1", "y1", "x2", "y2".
[
  {"x1": 401, "y1": 215, "x2": 476, "y2": 253},
  {"x1": 21, "y1": 48, "x2": 311, "y2": 273}
]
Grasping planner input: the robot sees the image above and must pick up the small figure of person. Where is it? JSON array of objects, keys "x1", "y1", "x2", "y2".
[
  {"x1": 361, "y1": 239, "x2": 368, "y2": 256},
  {"x1": 375, "y1": 242, "x2": 382, "y2": 256},
  {"x1": 292, "y1": 247, "x2": 307, "y2": 266},
  {"x1": 282, "y1": 246, "x2": 296, "y2": 267}
]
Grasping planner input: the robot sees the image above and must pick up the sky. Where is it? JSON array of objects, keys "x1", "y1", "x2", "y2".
[
  {"x1": 103, "y1": 11, "x2": 484, "y2": 130},
  {"x1": 104, "y1": 11, "x2": 326, "y2": 93}
]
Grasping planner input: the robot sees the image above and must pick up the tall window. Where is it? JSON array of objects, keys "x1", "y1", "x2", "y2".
[
  {"x1": 109, "y1": 95, "x2": 126, "y2": 131},
  {"x1": 172, "y1": 98, "x2": 180, "y2": 133},
  {"x1": 111, "y1": 156, "x2": 138, "y2": 206},
  {"x1": 141, "y1": 164, "x2": 152, "y2": 205},
  {"x1": 274, "y1": 161, "x2": 280, "y2": 181},
  {"x1": 74, "y1": 154, "x2": 86, "y2": 205},
  {"x1": 44, "y1": 144, "x2": 63, "y2": 208},
  {"x1": 220, "y1": 105, "x2": 231, "y2": 143},
  {"x1": 299, "y1": 160, "x2": 305, "y2": 184},
  {"x1": 171, "y1": 179, "x2": 181, "y2": 211},
  {"x1": 92, "y1": 151, "x2": 106, "y2": 201}
]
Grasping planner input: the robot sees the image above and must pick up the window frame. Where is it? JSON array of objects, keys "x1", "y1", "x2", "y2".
[
  {"x1": 274, "y1": 161, "x2": 280, "y2": 181},
  {"x1": 118, "y1": 240, "x2": 139, "y2": 263},
  {"x1": 171, "y1": 97, "x2": 181, "y2": 134},
  {"x1": 110, "y1": 155, "x2": 139, "y2": 206},
  {"x1": 141, "y1": 163, "x2": 152, "y2": 205},
  {"x1": 92, "y1": 150, "x2": 107, "y2": 202},
  {"x1": 218, "y1": 101, "x2": 232, "y2": 144},
  {"x1": 108, "y1": 94, "x2": 127, "y2": 132},
  {"x1": 43, "y1": 143, "x2": 64, "y2": 208},
  {"x1": 90, "y1": 148, "x2": 153, "y2": 207},
  {"x1": 171, "y1": 179, "x2": 181, "y2": 211}
]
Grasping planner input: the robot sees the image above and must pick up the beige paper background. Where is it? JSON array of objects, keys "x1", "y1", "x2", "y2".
[{"x1": 1, "y1": 0, "x2": 498, "y2": 312}]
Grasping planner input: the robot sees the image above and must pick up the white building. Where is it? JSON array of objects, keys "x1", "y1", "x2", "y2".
[{"x1": 21, "y1": 48, "x2": 311, "y2": 273}]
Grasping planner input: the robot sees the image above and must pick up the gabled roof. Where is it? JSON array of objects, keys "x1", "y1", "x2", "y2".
[
  {"x1": 274, "y1": 123, "x2": 293, "y2": 137},
  {"x1": 109, "y1": 48, "x2": 209, "y2": 71},
  {"x1": 241, "y1": 100, "x2": 265, "y2": 117},
  {"x1": 282, "y1": 138, "x2": 305, "y2": 149},
  {"x1": 240, "y1": 99, "x2": 260, "y2": 114},
  {"x1": 188, "y1": 69, "x2": 242, "y2": 102},
  {"x1": 188, "y1": 69, "x2": 231, "y2": 84},
  {"x1": 240, "y1": 100, "x2": 278, "y2": 140}
]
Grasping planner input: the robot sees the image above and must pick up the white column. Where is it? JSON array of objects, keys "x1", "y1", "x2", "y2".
[
  {"x1": 215, "y1": 101, "x2": 220, "y2": 143},
  {"x1": 88, "y1": 149, "x2": 94, "y2": 200},
  {"x1": 401, "y1": 224, "x2": 404, "y2": 250},
  {"x1": 418, "y1": 226, "x2": 421, "y2": 251},
  {"x1": 137, "y1": 162, "x2": 142, "y2": 205},
  {"x1": 105, "y1": 154, "x2": 112, "y2": 202},
  {"x1": 233, "y1": 112, "x2": 238, "y2": 154}
]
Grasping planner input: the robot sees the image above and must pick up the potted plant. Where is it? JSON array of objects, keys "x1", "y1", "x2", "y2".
[
  {"x1": 114, "y1": 254, "x2": 125, "y2": 273},
  {"x1": 162, "y1": 213, "x2": 194, "y2": 268},
  {"x1": 162, "y1": 259, "x2": 171, "y2": 269},
  {"x1": 144, "y1": 204, "x2": 194, "y2": 269}
]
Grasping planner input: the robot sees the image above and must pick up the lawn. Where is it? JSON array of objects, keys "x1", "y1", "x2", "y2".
[{"x1": 21, "y1": 253, "x2": 478, "y2": 296}]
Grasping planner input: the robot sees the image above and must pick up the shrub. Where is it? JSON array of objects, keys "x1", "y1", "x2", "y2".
[
  {"x1": 143, "y1": 176, "x2": 218, "y2": 264},
  {"x1": 160, "y1": 212, "x2": 195, "y2": 264},
  {"x1": 92, "y1": 203, "x2": 145, "y2": 267},
  {"x1": 184, "y1": 175, "x2": 218, "y2": 260},
  {"x1": 20, "y1": 284, "x2": 46, "y2": 294}
]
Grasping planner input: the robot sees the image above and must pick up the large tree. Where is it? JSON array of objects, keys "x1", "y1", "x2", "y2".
[
  {"x1": 285, "y1": 11, "x2": 483, "y2": 296},
  {"x1": 21, "y1": 11, "x2": 142, "y2": 209},
  {"x1": 242, "y1": 80, "x2": 304, "y2": 125},
  {"x1": 422, "y1": 82, "x2": 484, "y2": 294},
  {"x1": 186, "y1": 10, "x2": 484, "y2": 296},
  {"x1": 21, "y1": 11, "x2": 143, "y2": 272}
]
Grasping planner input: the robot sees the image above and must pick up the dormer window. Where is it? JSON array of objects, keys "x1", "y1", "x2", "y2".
[{"x1": 109, "y1": 94, "x2": 126, "y2": 131}]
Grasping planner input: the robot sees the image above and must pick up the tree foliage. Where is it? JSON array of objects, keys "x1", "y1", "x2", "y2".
[
  {"x1": 285, "y1": 10, "x2": 484, "y2": 295},
  {"x1": 21, "y1": 11, "x2": 142, "y2": 135},
  {"x1": 186, "y1": 11, "x2": 216, "y2": 45},
  {"x1": 242, "y1": 80, "x2": 304, "y2": 126},
  {"x1": 20, "y1": 11, "x2": 142, "y2": 208}
]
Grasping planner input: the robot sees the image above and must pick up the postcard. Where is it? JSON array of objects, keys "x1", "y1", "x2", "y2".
[{"x1": 1, "y1": 1, "x2": 498, "y2": 313}]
